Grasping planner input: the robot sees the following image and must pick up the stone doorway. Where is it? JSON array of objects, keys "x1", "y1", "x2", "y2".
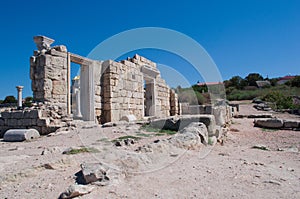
[
  {"x1": 144, "y1": 77, "x2": 156, "y2": 116},
  {"x1": 69, "y1": 54, "x2": 95, "y2": 121}
]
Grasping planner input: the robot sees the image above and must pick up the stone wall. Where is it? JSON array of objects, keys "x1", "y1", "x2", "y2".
[
  {"x1": 1, "y1": 36, "x2": 181, "y2": 136},
  {"x1": 30, "y1": 47, "x2": 68, "y2": 118},
  {"x1": 170, "y1": 89, "x2": 179, "y2": 116},
  {"x1": 101, "y1": 60, "x2": 144, "y2": 123},
  {"x1": 130, "y1": 54, "x2": 172, "y2": 118},
  {"x1": 0, "y1": 107, "x2": 64, "y2": 137}
]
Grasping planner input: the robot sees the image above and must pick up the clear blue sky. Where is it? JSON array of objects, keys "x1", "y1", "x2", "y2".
[{"x1": 0, "y1": 0, "x2": 299, "y2": 99}]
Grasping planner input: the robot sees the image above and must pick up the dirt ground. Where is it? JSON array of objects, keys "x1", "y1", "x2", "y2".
[{"x1": 0, "y1": 101, "x2": 299, "y2": 199}]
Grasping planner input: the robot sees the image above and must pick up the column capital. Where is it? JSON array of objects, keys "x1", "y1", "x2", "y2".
[{"x1": 16, "y1": 86, "x2": 24, "y2": 91}]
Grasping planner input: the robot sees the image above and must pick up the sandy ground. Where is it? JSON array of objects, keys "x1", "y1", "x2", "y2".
[{"x1": 0, "y1": 102, "x2": 300, "y2": 199}]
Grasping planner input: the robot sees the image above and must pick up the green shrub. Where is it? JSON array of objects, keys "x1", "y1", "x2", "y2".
[{"x1": 262, "y1": 91, "x2": 294, "y2": 109}]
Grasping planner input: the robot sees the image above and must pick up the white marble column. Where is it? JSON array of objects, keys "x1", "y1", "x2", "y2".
[
  {"x1": 74, "y1": 88, "x2": 83, "y2": 118},
  {"x1": 80, "y1": 62, "x2": 95, "y2": 121},
  {"x1": 16, "y1": 86, "x2": 24, "y2": 109}
]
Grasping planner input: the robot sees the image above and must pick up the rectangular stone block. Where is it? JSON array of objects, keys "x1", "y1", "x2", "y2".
[
  {"x1": 283, "y1": 120, "x2": 299, "y2": 128},
  {"x1": 0, "y1": 118, "x2": 5, "y2": 126},
  {"x1": 31, "y1": 119, "x2": 37, "y2": 126},
  {"x1": 37, "y1": 118, "x2": 50, "y2": 127},
  {"x1": 7, "y1": 119, "x2": 18, "y2": 127},
  {"x1": 1, "y1": 112, "x2": 11, "y2": 119},
  {"x1": 52, "y1": 80, "x2": 67, "y2": 95},
  {"x1": 24, "y1": 110, "x2": 41, "y2": 119},
  {"x1": 11, "y1": 111, "x2": 24, "y2": 119}
]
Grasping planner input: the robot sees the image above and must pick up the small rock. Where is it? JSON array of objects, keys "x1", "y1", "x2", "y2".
[
  {"x1": 263, "y1": 180, "x2": 281, "y2": 186},
  {"x1": 218, "y1": 152, "x2": 230, "y2": 156},
  {"x1": 102, "y1": 122, "x2": 115, "y2": 128},
  {"x1": 80, "y1": 162, "x2": 110, "y2": 185},
  {"x1": 252, "y1": 144, "x2": 270, "y2": 151},
  {"x1": 115, "y1": 141, "x2": 122, "y2": 147},
  {"x1": 59, "y1": 184, "x2": 94, "y2": 199}
]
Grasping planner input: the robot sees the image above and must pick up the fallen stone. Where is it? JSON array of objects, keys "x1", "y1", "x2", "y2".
[
  {"x1": 80, "y1": 162, "x2": 110, "y2": 185},
  {"x1": 252, "y1": 144, "x2": 270, "y2": 151},
  {"x1": 41, "y1": 147, "x2": 61, "y2": 155},
  {"x1": 248, "y1": 114, "x2": 273, "y2": 118},
  {"x1": 3, "y1": 129, "x2": 40, "y2": 142},
  {"x1": 120, "y1": 114, "x2": 137, "y2": 122},
  {"x1": 263, "y1": 180, "x2": 281, "y2": 186},
  {"x1": 179, "y1": 122, "x2": 208, "y2": 145},
  {"x1": 149, "y1": 115, "x2": 218, "y2": 136},
  {"x1": 283, "y1": 120, "x2": 299, "y2": 129},
  {"x1": 102, "y1": 122, "x2": 115, "y2": 128},
  {"x1": 169, "y1": 132, "x2": 202, "y2": 150},
  {"x1": 254, "y1": 118, "x2": 284, "y2": 129},
  {"x1": 59, "y1": 184, "x2": 94, "y2": 199}
]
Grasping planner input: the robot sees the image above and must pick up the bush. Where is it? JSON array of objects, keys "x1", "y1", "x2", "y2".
[
  {"x1": 262, "y1": 91, "x2": 294, "y2": 109},
  {"x1": 2, "y1": 95, "x2": 17, "y2": 104},
  {"x1": 178, "y1": 89, "x2": 205, "y2": 105},
  {"x1": 290, "y1": 76, "x2": 300, "y2": 87}
]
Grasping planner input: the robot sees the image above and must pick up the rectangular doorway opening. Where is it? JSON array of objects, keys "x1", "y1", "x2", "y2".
[{"x1": 144, "y1": 77, "x2": 155, "y2": 116}]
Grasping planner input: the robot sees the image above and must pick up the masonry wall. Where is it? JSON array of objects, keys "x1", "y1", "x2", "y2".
[
  {"x1": 130, "y1": 55, "x2": 171, "y2": 118},
  {"x1": 170, "y1": 89, "x2": 179, "y2": 116},
  {"x1": 101, "y1": 60, "x2": 144, "y2": 123},
  {"x1": 30, "y1": 48, "x2": 68, "y2": 117}
]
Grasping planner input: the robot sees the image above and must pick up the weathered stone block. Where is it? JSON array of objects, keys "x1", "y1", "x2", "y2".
[
  {"x1": 283, "y1": 120, "x2": 299, "y2": 128},
  {"x1": 120, "y1": 114, "x2": 137, "y2": 122},
  {"x1": 52, "y1": 45, "x2": 67, "y2": 52},
  {"x1": 11, "y1": 111, "x2": 24, "y2": 119},
  {"x1": 52, "y1": 80, "x2": 66, "y2": 95},
  {"x1": 3, "y1": 129, "x2": 40, "y2": 142},
  {"x1": 0, "y1": 118, "x2": 4, "y2": 126},
  {"x1": 47, "y1": 49, "x2": 67, "y2": 58},
  {"x1": 1, "y1": 112, "x2": 11, "y2": 119},
  {"x1": 7, "y1": 119, "x2": 18, "y2": 127},
  {"x1": 37, "y1": 54, "x2": 52, "y2": 66},
  {"x1": 254, "y1": 119, "x2": 284, "y2": 129},
  {"x1": 31, "y1": 119, "x2": 37, "y2": 126},
  {"x1": 37, "y1": 118, "x2": 50, "y2": 127},
  {"x1": 24, "y1": 110, "x2": 41, "y2": 119},
  {"x1": 80, "y1": 162, "x2": 109, "y2": 185}
]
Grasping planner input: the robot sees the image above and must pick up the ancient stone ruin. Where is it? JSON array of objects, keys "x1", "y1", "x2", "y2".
[
  {"x1": 0, "y1": 36, "x2": 180, "y2": 135},
  {"x1": 0, "y1": 35, "x2": 236, "y2": 137}
]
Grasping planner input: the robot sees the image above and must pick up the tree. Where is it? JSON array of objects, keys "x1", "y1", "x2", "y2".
[
  {"x1": 245, "y1": 73, "x2": 264, "y2": 87},
  {"x1": 2, "y1": 95, "x2": 17, "y2": 104},
  {"x1": 290, "y1": 76, "x2": 300, "y2": 87},
  {"x1": 226, "y1": 76, "x2": 247, "y2": 89},
  {"x1": 24, "y1": 96, "x2": 33, "y2": 107}
]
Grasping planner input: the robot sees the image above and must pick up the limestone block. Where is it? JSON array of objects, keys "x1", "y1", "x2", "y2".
[
  {"x1": 1, "y1": 112, "x2": 11, "y2": 119},
  {"x1": 24, "y1": 110, "x2": 41, "y2": 119},
  {"x1": 31, "y1": 119, "x2": 37, "y2": 126},
  {"x1": 37, "y1": 54, "x2": 52, "y2": 66},
  {"x1": 47, "y1": 49, "x2": 68, "y2": 58},
  {"x1": 34, "y1": 65, "x2": 46, "y2": 80},
  {"x1": 52, "y1": 45, "x2": 67, "y2": 52},
  {"x1": 18, "y1": 118, "x2": 31, "y2": 126},
  {"x1": 7, "y1": 119, "x2": 18, "y2": 126},
  {"x1": 51, "y1": 56, "x2": 65, "y2": 67},
  {"x1": 283, "y1": 120, "x2": 299, "y2": 128},
  {"x1": 52, "y1": 80, "x2": 66, "y2": 95},
  {"x1": 0, "y1": 118, "x2": 4, "y2": 126},
  {"x1": 254, "y1": 119, "x2": 284, "y2": 129},
  {"x1": 59, "y1": 184, "x2": 94, "y2": 199},
  {"x1": 120, "y1": 114, "x2": 137, "y2": 122},
  {"x1": 80, "y1": 162, "x2": 109, "y2": 185},
  {"x1": 95, "y1": 95, "x2": 101, "y2": 103},
  {"x1": 37, "y1": 118, "x2": 50, "y2": 127},
  {"x1": 3, "y1": 129, "x2": 40, "y2": 142}
]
